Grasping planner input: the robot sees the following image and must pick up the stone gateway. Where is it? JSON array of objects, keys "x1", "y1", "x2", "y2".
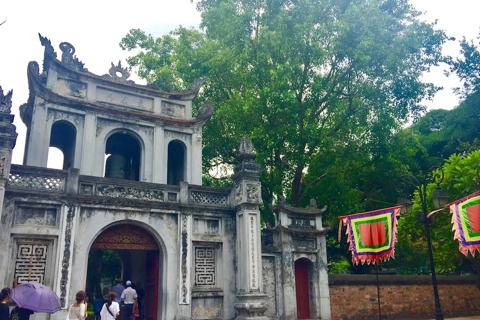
[{"x1": 0, "y1": 35, "x2": 331, "y2": 320}]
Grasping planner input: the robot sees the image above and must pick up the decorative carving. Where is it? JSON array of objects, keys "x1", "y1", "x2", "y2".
[
  {"x1": 108, "y1": 61, "x2": 133, "y2": 83},
  {"x1": 60, "y1": 205, "x2": 75, "y2": 307},
  {"x1": 47, "y1": 109, "x2": 84, "y2": 128},
  {"x1": 293, "y1": 237, "x2": 316, "y2": 249},
  {"x1": 59, "y1": 42, "x2": 85, "y2": 71},
  {"x1": 187, "y1": 78, "x2": 205, "y2": 91},
  {"x1": 165, "y1": 130, "x2": 191, "y2": 144},
  {"x1": 0, "y1": 152, "x2": 6, "y2": 176},
  {"x1": 235, "y1": 184, "x2": 242, "y2": 203},
  {"x1": 79, "y1": 183, "x2": 93, "y2": 195},
  {"x1": 181, "y1": 215, "x2": 188, "y2": 303},
  {"x1": 246, "y1": 183, "x2": 261, "y2": 203},
  {"x1": 56, "y1": 78, "x2": 87, "y2": 98},
  {"x1": 191, "y1": 191, "x2": 228, "y2": 207},
  {"x1": 0, "y1": 86, "x2": 13, "y2": 113},
  {"x1": 8, "y1": 173, "x2": 64, "y2": 191},
  {"x1": 161, "y1": 101, "x2": 185, "y2": 118},
  {"x1": 193, "y1": 218, "x2": 220, "y2": 235},
  {"x1": 96, "y1": 184, "x2": 165, "y2": 202},
  {"x1": 195, "y1": 101, "x2": 214, "y2": 126},
  {"x1": 39, "y1": 33, "x2": 57, "y2": 58},
  {"x1": 91, "y1": 224, "x2": 158, "y2": 250},
  {"x1": 167, "y1": 192, "x2": 178, "y2": 202},
  {"x1": 96, "y1": 87, "x2": 153, "y2": 111},
  {"x1": 194, "y1": 247, "x2": 216, "y2": 286},
  {"x1": 239, "y1": 137, "x2": 254, "y2": 156},
  {"x1": 15, "y1": 206, "x2": 58, "y2": 227},
  {"x1": 14, "y1": 239, "x2": 50, "y2": 284},
  {"x1": 262, "y1": 257, "x2": 277, "y2": 317}
]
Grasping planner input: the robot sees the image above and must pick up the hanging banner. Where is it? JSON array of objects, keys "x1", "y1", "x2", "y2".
[
  {"x1": 339, "y1": 206, "x2": 401, "y2": 265},
  {"x1": 449, "y1": 190, "x2": 480, "y2": 256}
]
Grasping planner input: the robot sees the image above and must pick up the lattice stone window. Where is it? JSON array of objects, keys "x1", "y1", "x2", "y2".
[
  {"x1": 194, "y1": 247, "x2": 216, "y2": 287},
  {"x1": 15, "y1": 206, "x2": 58, "y2": 226},
  {"x1": 14, "y1": 239, "x2": 50, "y2": 284},
  {"x1": 191, "y1": 191, "x2": 228, "y2": 207}
]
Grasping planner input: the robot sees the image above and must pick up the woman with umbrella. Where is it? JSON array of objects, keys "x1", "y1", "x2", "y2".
[
  {"x1": 11, "y1": 282, "x2": 61, "y2": 319},
  {"x1": 66, "y1": 291, "x2": 87, "y2": 320},
  {"x1": 0, "y1": 287, "x2": 12, "y2": 320}
]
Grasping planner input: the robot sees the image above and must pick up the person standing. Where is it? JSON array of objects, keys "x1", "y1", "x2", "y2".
[
  {"x1": 120, "y1": 281, "x2": 137, "y2": 320},
  {"x1": 66, "y1": 291, "x2": 87, "y2": 320},
  {"x1": 111, "y1": 279, "x2": 124, "y2": 304},
  {"x1": 100, "y1": 292, "x2": 120, "y2": 320},
  {"x1": 0, "y1": 288, "x2": 11, "y2": 320},
  {"x1": 93, "y1": 292, "x2": 105, "y2": 320}
]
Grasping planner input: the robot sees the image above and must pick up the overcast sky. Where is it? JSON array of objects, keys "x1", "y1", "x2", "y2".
[{"x1": 1, "y1": 0, "x2": 479, "y2": 165}]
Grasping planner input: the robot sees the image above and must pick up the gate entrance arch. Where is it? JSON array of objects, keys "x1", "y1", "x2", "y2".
[{"x1": 88, "y1": 224, "x2": 161, "y2": 320}]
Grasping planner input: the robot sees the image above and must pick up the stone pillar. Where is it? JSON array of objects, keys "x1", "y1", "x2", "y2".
[
  {"x1": 233, "y1": 138, "x2": 268, "y2": 319},
  {"x1": 0, "y1": 86, "x2": 18, "y2": 287},
  {"x1": 0, "y1": 86, "x2": 18, "y2": 212}
]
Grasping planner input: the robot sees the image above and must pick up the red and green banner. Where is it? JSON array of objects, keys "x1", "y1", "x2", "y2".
[
  {"x1": 339, "y1": 206, "x2": 401, "y2": 265},
  {"x1": 449, "y1": 191, "x2": 480, "y2": 256}
]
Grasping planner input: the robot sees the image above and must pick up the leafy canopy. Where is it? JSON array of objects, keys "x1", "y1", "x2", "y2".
[{"x1": 120, "y1": 0, "x2": 447, "y2": 217}]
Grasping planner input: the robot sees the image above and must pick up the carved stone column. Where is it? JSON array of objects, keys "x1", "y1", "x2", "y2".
[
  {"x1": 233, "y1": 138, "x2": 268, "y2": 319},
  {"x1": 0, "y1": 86, "x2": 17, "y2": 216}
]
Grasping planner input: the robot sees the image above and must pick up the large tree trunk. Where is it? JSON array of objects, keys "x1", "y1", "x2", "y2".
[{"x1": 291, "y1": 164, "x2": 305, "y2": 207}]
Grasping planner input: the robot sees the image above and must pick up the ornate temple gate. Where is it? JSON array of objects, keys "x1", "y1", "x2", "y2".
[{"x1": 91, "y1": 224, "x2": 160, "y2": 320}]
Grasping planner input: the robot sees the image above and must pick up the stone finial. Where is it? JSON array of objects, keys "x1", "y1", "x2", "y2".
[
  {"x1": 307, "y1": 198, "x2": 318, "y2": 209},
  {"x1": 239, "y1": 137, "x2": 254, "y2": 156},
  {"x1": 0, "y1": 86, "x2": 12, "y2": 113}
]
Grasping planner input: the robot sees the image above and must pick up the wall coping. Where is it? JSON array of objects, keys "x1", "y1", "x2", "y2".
[{"x1": 329, "y1": 274, "x2": 478, "y2": 285}]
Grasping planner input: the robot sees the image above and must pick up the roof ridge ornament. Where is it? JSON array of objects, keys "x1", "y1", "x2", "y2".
[
  {"x1": 0, "y1": 86, "x2": 12, "y2": 113},
  {"x1": 59, "y1": 42, "x2": 85, "y2": 71},
  {"x1": 103, "y1": 61, "x2": 135, "y2": 84},
  {"x1": 38, "y1": 33, "x2": 57, "y2": 58}
]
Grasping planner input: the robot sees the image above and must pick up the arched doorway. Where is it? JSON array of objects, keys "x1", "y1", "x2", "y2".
[
  {"x1": 295, "y1": 258, "x2": 312, "y2": 319},
  {"x1": 104, "y1": 132, "x2": 142, "y2": 181},
  {"x1": 87, "y1": 224, "x2": 161, "y2": 320},
  {"x1": 49, "y1": 120, "x2": 76, "y2": 169},
  {"x1": 167, "y1": 140, "x2": 185, "y2": 185}
]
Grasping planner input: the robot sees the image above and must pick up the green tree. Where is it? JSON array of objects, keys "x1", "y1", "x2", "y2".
[
  {"x1": 449, "y1": 33, "x2": 480, "y2": 96},
  {"x1": 395, "y1": 151, "x2": 480, "y2": 277},
  {"x1": 120, "y1": 0, "x2": 447, "y2": 216}
]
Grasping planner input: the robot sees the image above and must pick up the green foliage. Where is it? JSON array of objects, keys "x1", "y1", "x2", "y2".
[
  {"x1": 393, "y1": 151, "x2": 480, "y2": 275},
  {"x1": 410, "y1": 91, "x2": 480, "y2": 161},
  {"x1": 86, "y1": 250, "x2": 122, "y2": 297},
  {"x1": 449, "y1": 33, "x2": 480, "y2": 97},
  {"x1": 120, "y1": 0, "x2": 447, "y2": 218}
]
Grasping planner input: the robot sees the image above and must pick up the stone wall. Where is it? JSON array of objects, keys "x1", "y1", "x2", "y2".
[{"x1": 329, "y1": 274, "x2": 480, "y2": 320}]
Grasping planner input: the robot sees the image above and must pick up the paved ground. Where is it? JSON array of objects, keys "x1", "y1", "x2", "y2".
[{"x1": 441, "y1": 317, "x2": 480, "y2": 320}]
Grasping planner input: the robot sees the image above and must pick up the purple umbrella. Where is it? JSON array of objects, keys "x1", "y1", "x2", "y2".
[{"x1": 11, "y1": 282, "x2": 61, "y2": 313}]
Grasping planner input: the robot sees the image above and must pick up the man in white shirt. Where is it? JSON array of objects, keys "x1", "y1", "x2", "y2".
[{"x1": 121, "y1": 280, "x2": 137, "y2": 320}]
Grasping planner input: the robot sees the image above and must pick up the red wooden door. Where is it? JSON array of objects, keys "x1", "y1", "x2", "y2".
[
  {"x1": 145, "y1": 251, "x2": 159, "y2": 320},
  {"x1": 295, "y1": 259, "x2": 311, "y2": 319}
]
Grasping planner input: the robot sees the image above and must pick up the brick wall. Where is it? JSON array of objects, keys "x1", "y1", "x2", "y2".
[{"x1": 329, "y1": 274, "x2": 480, "y2": 320}]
